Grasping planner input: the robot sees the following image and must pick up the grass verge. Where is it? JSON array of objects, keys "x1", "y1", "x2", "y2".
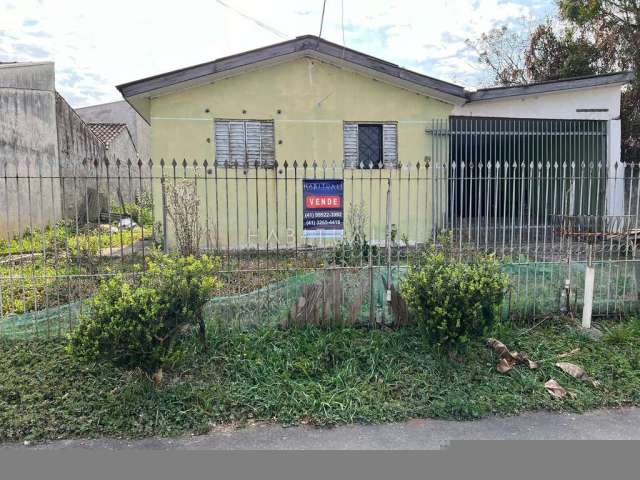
[{"x1": 1, "y1": 319, "x2": 640, "y2": 442}]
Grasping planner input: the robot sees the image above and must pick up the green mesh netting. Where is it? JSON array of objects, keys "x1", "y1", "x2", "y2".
[
  {"x1": 0, "y1": 300, "x2": 86, "y2": 340},
  {"x1": 503, "y1": 261, "x2": 640, "y2": 320},
  {"x1": 1, "y1": 262, "x2": 638, "y2": 340}
]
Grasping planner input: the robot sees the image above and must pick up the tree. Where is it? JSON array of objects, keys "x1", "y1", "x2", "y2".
[
  {"x1": 525, "y1": 22, "x2": 601, "y2": 81},
  {"x1": 558, "y1": 0, "x2": 640, "y2": 159},
  {"x1": 469, "y1": 1, "x2": 639, "y2": 159},
  {"x1": 466, "y1": 23, "x2": 531, "y2": 86}
]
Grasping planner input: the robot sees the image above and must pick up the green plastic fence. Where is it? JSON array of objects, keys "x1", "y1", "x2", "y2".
[{"x1": 1, "y1": 262, "x2": 638, "y2": 340}]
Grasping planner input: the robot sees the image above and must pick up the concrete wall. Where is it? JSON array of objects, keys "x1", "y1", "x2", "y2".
[
  {"x1": 0, "y1": 61, "x2": 114, "y2": 237},
  {"x1": 0, "y1": 62, "x2": 61, "y2": 236},
  {"x1": 77, "y1": 100, "x2": 151, "y2": 161},
  {"x1": 149, "y1": 57, "x2": 454, "y2": 248},
  {"x1": 105, "y1": 130, "x2": 150, "y2": 203},
  {"x1": 75, "y1": 98, "x2": 153, "y2": 202},
  {"x1": 55, "y1": 93, "x2": 108, "y2": 221}
]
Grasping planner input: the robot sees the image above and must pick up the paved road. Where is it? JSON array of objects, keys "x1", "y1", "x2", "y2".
[{"x1": 6, "y1": 407, "x2": 640, "y2": 450}]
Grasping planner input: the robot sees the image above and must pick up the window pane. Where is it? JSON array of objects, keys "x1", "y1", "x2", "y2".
[{"x1": 358, "y1": 124, "x2": 383, "y2": 168}]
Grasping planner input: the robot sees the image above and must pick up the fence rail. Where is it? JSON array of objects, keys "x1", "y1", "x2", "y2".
[{"x1": 1, "y1": 118, "x2": 639, "y2": 337}]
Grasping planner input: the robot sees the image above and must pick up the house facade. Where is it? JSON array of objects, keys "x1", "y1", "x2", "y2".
[{"x1": 117, "y1": 35, "x2": 633, "y2": 249}]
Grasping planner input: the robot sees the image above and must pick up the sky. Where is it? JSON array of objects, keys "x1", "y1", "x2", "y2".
[{"x1": 0, "y1": 0, "x2": 556, "y2": 108}]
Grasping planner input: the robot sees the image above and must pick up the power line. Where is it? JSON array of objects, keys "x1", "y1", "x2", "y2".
[
  {"x1": 215, "y1": 0, "x2": 288, "y2": 39},
  {"x1": 318, "y1": 0, "x2": 328, "y2": 41},
  {"x1": 341, "y1": 0, "x2": 345, "y2": 46},
  {"x1": 341, "y1": 0, "x2": 346, "y2": 57}
]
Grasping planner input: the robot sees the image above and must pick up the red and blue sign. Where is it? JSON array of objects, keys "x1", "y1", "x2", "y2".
[{"x1": 303, "y1": 179, "x2": 344, "y2": 238}]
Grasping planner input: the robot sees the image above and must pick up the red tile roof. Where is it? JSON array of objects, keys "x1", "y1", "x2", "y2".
[{"x1": 87, "y1": 123, "x2": 127, "y2": 146}]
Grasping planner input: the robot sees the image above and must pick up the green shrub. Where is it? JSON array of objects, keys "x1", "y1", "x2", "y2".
[
  {"x1": 400, "y1": 239, "x2": 509, "y2": 352},
  {"x1": 332, "y1": 232, "x2": 378, "y2": 266},
  {"x1": 331, "y1": 201, "x2": 379, "y2": 266},
  {"x1": 68, "y1": 252, "x2": 222, "y2": 370}
]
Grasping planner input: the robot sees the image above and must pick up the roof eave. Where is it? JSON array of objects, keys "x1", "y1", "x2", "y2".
[{"x1": 467, "y1": 71, "x2": 635, "y2": 103}]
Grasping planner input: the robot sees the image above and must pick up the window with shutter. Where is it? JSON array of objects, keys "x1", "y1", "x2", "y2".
[
  {"x1": 343, "y1": 122, "x2": 398, "y2": 169},
  {"x1": 214, "y1": 119, "x2": 275, "y2": 167}
]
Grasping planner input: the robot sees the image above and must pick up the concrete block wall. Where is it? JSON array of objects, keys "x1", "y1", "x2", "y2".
[
  {"x1": 0, "y1": 62, "x2": 111, "y2": 237},
  {"x1": 55, "y1": 93, "x2": 107, "y2": 221},
  {"x1": 0, "y1": 62, "x2": 61, "y2": 235}
]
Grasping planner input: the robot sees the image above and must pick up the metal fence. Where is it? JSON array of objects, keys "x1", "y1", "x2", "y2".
[{"x1": 1, "y1": 117, "x2": 639, "y2": 338}]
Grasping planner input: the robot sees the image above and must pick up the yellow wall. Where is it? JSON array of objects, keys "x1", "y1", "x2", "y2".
[{"x1": 150, "y1": 57, "x2": 453, "y2": 249}]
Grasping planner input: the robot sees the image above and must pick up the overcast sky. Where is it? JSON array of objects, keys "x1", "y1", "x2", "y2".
[{"x1": 0, "y1": 0, "x2": 555, "y2": 108}]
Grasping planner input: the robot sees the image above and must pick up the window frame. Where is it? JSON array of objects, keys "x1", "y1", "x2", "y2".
[{"x1": 343, "y1": 121, "x2": 398, "y2": 169}]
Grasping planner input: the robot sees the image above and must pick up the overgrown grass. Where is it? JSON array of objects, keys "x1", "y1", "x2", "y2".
[
  {"x1": 0, "y1": 255, "x2": 148, "y2": 317},
  {"x1": 0, "y1": 222, "x2": 151, "y2": 257},
  {"x1": 0, "y1": 220, "x2": 152, "y2": 317},
  {"x1": 2, "y1": 318, "x2": 640, "y2": 442}
]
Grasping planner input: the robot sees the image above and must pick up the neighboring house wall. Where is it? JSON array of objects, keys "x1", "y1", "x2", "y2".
[
  {"x1": 149, "y1": 57, "x2": 455, "y2": 247},
  {"x1": 0, "y1": 62, "x2": 61, "y2": 235},
  {"x1": 55, "y1": 93, "x2": 107, "y2": 221},
  {"x1": 105, "y1": 130, "x2": 149, "y2": 203},
  {"x1": 77, "y1": 100, "x2": 151, "y2": 161}
]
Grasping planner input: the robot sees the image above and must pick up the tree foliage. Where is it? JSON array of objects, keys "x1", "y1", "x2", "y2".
[
  {"x1": 466, "y1": 24, "x2": 531, "y2": 86},
  {"x1": 525, "y1": 22, "x2": 601, "y2": 81}
]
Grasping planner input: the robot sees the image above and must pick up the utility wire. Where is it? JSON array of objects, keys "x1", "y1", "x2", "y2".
[
  {"x1": 215, "y1": 0, "x2": 288, "y2": 39},
  {"x1": 341, "y1": 0, "x2": 346, "y2": 57},
  {"x1": 341, "y1": 0, "x2": 345, "y2": 46},
  {"x1": 318, "y1": 0, "x2": 328, "y2": 42}
]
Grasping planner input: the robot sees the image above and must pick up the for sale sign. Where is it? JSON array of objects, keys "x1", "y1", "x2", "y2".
[{"x1": 302, "y1": 179, "x2": 344, "y2": 238}]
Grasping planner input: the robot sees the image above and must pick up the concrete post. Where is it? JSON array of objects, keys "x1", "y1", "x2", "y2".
[
  {"x1": 606, "y1": 119, "x2": 624, "y2": 219},
  {"x1": 582, "y1": 245, "x2": 594, "y2": 329}
]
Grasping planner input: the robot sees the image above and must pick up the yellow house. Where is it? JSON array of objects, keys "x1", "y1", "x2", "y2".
[{"x1": 117, "y1": 35, "x2": 632, "y2": 251}]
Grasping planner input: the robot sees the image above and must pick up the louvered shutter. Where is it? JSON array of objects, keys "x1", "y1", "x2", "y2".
[
  {"x1": 382, "y1": 123, "x2": 398, "y2": 168},
  {"x1": 215, "y1": 119, "x2": 275, "y2": 167},
  {"x1": 214, "y1": 120, "x2": 231, "y2": 166},
  {"x1": 259, "y1": 121, "x2": 275, "y2": 167},
  {"x1": 343, "y1": 122, "x2": 359, "y2": 168},
  {"x1": 245, "y1": 120, "x2": 262, "y2": 166}
]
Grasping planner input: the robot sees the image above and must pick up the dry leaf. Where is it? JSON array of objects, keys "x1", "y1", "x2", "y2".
[
  {"x1": 557, "y1": 348, "x2": 580, "y2": 359},
  {"x1": 513, "y1": 351, "x2": 539, "y2": 370},
  {"x1": 496, "y1": 357, "x2": 516, "y2": 373},
  {"x1": 487, "y1": 338, "x2": 539, "y2": 373},
  {"x1": 486, "y1": 338, "x2": 515, "y2": 360},
  {"x1": 152, "y1": 368, "x2": 163, "y2": 386},
  {"x1": 555, "y1": 362, "x2": 600, "y2": 387},
  {"x1": 545, "y1": 379, "x2": 568, "y2": 399}
]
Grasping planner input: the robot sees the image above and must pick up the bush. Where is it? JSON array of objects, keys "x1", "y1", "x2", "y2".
[
  {"x1": 331, "y1": 202, "x2": 378, "y2": 266},
  {"x1": 166, "y1": 180, "x2": 203, "y2": 256},
  {"x1": 68, "y1": 252, "x2": 222, "y2": 370},
  {"x1": 400, "y1": 239, "x2": 509, "y2": 352}
]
